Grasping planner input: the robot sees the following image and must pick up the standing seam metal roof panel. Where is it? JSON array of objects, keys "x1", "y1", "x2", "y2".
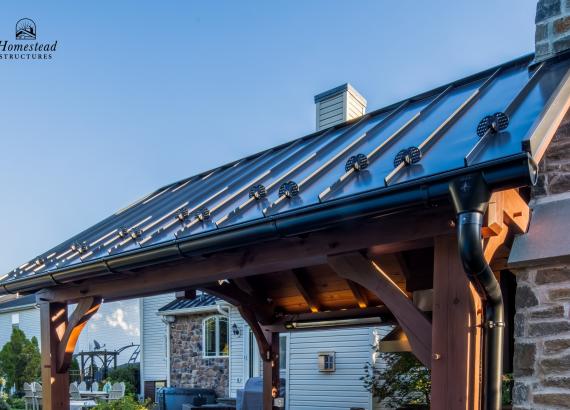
[{"x1": 2, "y1": 53, "x2": 570, "y2": 287}]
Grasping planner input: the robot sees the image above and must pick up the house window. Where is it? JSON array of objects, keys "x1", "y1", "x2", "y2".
[
  {"x1": 318, "y1": 351, "x2": 336, "y2": 372},
  {"x1": 203, "y1": 315, "x2": 229, "y2": 358},
  {"x1": 11, "y1": 313, "x2": 19, "y2": 329}
]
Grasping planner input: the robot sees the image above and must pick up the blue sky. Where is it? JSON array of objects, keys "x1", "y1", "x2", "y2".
[{"x1": 0, "y1": 0, "x2": 537, "y2": 275}]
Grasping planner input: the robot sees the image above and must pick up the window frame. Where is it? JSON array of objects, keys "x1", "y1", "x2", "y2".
[{"x1": 202, "y1": 315, "x2": 229, "y2": 358}]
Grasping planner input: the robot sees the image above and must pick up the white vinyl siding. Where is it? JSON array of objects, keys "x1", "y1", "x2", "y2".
[
  {"x1": 315, "y1": 86, "x2": 366, "y2": 131},
  {"x1": 287, "y1": 327, "x2": 373, "y2": 410},
  {"x1": 18, "y1": 308, "x2": 41, "y2": 343},
  {"x1": 229, "y1": 306, "x2": 246, "y2": 397},
  {"x1": 0, "y1": 307, "x2": 40, "y2": 349},
  {"x1": 141, "y1": 294, "x2": 173, "y2": 381}
]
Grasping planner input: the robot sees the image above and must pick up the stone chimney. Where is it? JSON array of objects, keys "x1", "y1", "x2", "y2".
[
  {"x1": 535, "y1": 0, "x2": 570, "y2": 61},
  {"x1": 314, "y1": 83, "x2": 367, "y2": 131}
]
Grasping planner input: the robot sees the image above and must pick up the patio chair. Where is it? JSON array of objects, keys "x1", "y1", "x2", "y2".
[
  {"x1": 78, "y1": 381, "x2": 87, "y2": 391},
  {"x1": 70, "y1": 383, "x2": 82, "y2": 400},
  {"x1": 91, "y1": 381, "x2": 99, "y2": 392},
  {"x1": 32, "y1": 382, "x2": 43, "y2": 409},
  {"x1": 107, "y1": 382, "x2": 125, "y2": 401},
  {"x1": 23, "y1": 383, "x2": 35, "y2": 410}
]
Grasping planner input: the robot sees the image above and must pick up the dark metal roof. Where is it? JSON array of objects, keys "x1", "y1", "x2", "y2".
[
  {"x1": 2, "y1": 53, "x2": 570, "y2": 294},
  {"x1": 158, "y1": 294, "x2": 220, "y2": 312},
  {"x1": 0, "y1": 295, "x2": 36, "y2": 312}
]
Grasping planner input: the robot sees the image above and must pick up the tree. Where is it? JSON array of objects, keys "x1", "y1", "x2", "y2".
[
  {"x1": 361, "y1": 352, "x2": 431, "y2": 408},
  {"x1": 0, "y1": 328, "x2": 41, "y2": 394}
]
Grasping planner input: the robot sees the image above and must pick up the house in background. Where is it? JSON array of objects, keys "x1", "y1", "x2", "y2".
[
  {"x1": 0, "y1": 294, "x2": 141, "y2": 365},
  {"x1": 142, "y1": 292, "x2": 390, "y2": 410}
]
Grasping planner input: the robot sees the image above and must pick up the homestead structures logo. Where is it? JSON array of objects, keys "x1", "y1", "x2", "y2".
[
  {"x1": 0, "y1": 18, "x2": 58, "y2": 60},
  {"x1": 16, "y1": 18, "x2": 36, "y2": 40}
]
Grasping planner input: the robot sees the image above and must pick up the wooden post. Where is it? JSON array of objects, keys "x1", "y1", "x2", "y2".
[
  {"x1": 39, "y1": 296, "x2": 102, "y2": 410},
  {"x1": 431, "y1": 235, "x2": 482, "y2": 410},
  {"x1": 40, "y1": 302, "x2": 70, "y2": 410},
  {"x1": 262, "y1": 331, "x2": 280, "y2": 410}
]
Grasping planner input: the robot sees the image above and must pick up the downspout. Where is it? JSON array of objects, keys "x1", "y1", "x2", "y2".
[{"x1": 449, "y1": 173, "x2": 504, "y2": 410}]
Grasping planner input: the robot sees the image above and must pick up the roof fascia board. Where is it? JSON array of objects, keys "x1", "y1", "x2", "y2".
[{"x1": 523, "y1": 64, "x2": 570, "y2": 162}]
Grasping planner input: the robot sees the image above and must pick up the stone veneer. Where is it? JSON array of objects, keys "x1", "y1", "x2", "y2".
[
  {"x1": 535, "y1": 0, "x2": 570, "y2": 61},
  {"x1": 169, "y1": 313, "x2": 229, "y2": 398},
  {"x1": 513, "y1": 110, "x2": 570, "y2": 408},
  {"x1": 513, "y1": 266, "x2": 570, "y2": 408}
]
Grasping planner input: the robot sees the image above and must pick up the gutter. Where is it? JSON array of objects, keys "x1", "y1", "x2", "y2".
[
  {"x1": 0, "y1": 153, "x2": 536, "y2": 296},
  {"x1": 449, "y1": 173, "x2": 510, "y2": 410},
  {"x1": 157, "y1": 302, "x2": 230, "y2": 317}
]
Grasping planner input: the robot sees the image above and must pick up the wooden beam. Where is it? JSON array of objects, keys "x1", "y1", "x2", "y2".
[
  {"x1": 40, "y1": 302, "x2": 70, "y2": 410},
  {"x1": 328, "y1": 253, "x2": 432, "y2": 368},
  {"x1": 236, "y1": 305, "x2": 280, "y2": 410},
  {"x1": 431, "y1": 235, "x2": 482, "y2": 410},
  {"x1": 57, "y1": 296, "x2": 102, "y2": 372},
  {"x1": 345, "y1": 279, "x2": 369, "y2": 308},
  {"x1": 482, "y1": 192, "x2": 504, "y2": 238},
  {"x1": 291, "y1": 268, "x2": 320, "y2": 313},
  {"x1": 37, "y1": 209, "x2": 454, "y2": 304},
  {"x1": 202, "y1": 282, "x2": 274, "y2": 324},
  {"x1": 233, "y1": 277, "x2": 256, "y2": 295},
  {"x1": 501, "y1": 189, "x2": 530, "y2": 234},
  {"x1": 484, "y1": 224, "x2": 511, "y2": 264},
  {"x1": 482, "y1": 190, "x2": 529, "y2": 238}
]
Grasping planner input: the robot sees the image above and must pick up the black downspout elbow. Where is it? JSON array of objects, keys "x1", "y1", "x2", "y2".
[{"x1": 449, "y1": 174, "x2": 504, "y2": 410}]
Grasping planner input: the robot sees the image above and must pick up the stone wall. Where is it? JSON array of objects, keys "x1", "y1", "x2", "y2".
[
  {"x1": 533, "y1": 111, "x2": 570, "y2": 197},
  {"x1": 535, "y1": 0, "x2": 570, "y2": 61},
  {"x1": 512, "y1": 103, "x2": 570, "y2": 409},
  {"x1": 513, "y1": 266, "x2": 570, "y2": 408},
  {"x1": 169, "y1": 313, "x2": 229, "y2": 397}
]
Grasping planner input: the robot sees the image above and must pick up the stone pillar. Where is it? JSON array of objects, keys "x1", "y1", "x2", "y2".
[
  {"x1": 535, "y1": 0, "x2": 570, "y2": 62},
  {"x1": 513, "y1": 266, "x2": 570, "y2": 408}
]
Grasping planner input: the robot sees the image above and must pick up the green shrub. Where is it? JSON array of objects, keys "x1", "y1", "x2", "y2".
[
  {"x1": 0, "y1": 328, "x2": 41, "y2": 394},
  {"x1": 7, "y1": 397, "x2": 25, "y2": 409},
  {"x1": 106, "y1": 364, "x2": 140, "y2": 396},
  {"x1": 93, "y1": 396, "x2": 150, "y2": 410},
  {"x1": 0, "y1": 397, "x2": 9, "y2": 410},
  {"x1": 361, "y1": 352, "x2": 431, "y2": 408}
]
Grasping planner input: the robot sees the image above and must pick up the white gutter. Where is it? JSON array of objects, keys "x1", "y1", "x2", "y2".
[
  {"x1": 157, "y1": 302, "x2": 231, "y2": 317},
  {"x1": 0, "y1": 303, "x2": 37, "y2": 314}
]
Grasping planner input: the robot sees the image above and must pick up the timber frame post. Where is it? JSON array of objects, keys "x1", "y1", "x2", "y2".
[
  {"x1": 39, "y1": 297, "x2": 102, "y2": 410},
  {"x1": 237, "y1": 306, "x2": 281, "y2": 410},
  {"x1": 431, "y1": 235, "x2": 483, "y2": 409}
]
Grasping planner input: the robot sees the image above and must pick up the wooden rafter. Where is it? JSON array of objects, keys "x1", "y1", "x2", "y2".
[
  {"x1": 201, "y1": 282, "x2": 274, "y2": 324},
  {"x1": 482, "y1": 189, "x2": 529, "y2": 238},
  {"x1": 291, "y1": 268, "x2": 320, "y2": 313},
  {"x1": 57, "y1": 296, "x2": 102, "y2": 373},
  {"x1": 345, "y1": 279, "x2": 368, "y2": 308},
  {"x1": 328, "y1": 253, "x2": 432, "y2": 368}
]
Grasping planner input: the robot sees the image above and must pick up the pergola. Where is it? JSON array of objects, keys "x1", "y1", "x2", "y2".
[{"x1": 2, "y1": 53, "x2": 570, "y2": 410}]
